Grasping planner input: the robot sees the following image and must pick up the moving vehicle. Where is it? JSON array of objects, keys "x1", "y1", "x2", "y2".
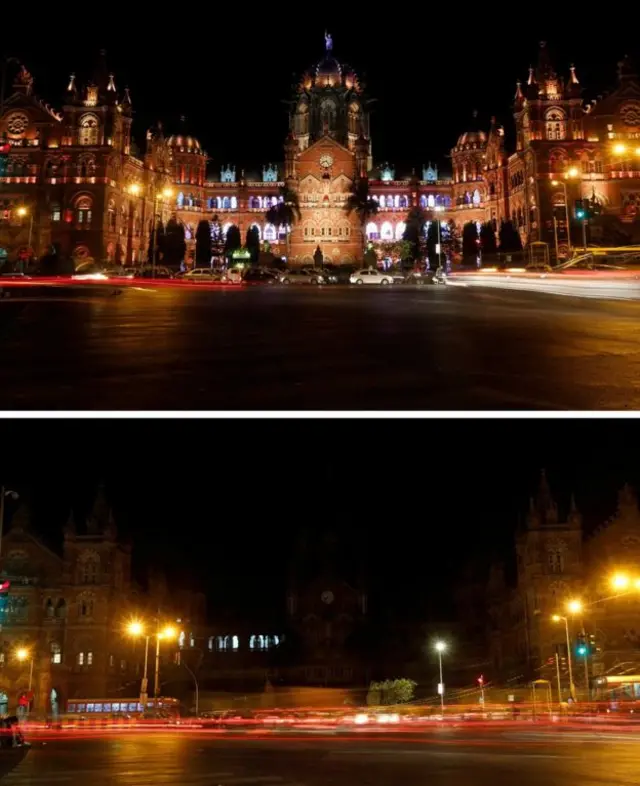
[
  {"x1": 349, "y1": 269, "x2": 394, "y2": 286},
  {"x1": 280, "y1": 268, "x2": 325, "y2": 285},
  {"x1": 65, "y1": 696, "x2": 180, "y2": 720},
  {"x1": 133, "y1": 266, "x2": 174, "y2": 280},
  {"x1": 243, "y1": 268, "x2": 280, "y2": 285}
]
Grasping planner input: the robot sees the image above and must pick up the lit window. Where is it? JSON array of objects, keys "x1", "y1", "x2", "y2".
[
  {"x1": 75, "y1": 196, "x2": 93, "y2": 227},
  {"x1": 232, "y1": 635, "x2": 239, "y2": 651},
  {"x1": 87, "y1": 652, "x2": 93, "y2": 665},
  {"x1": 109, "y1": 654, "x2": 114, "y2": 667},
  {"x1": 50, "y1": 642, "x2": 62, "y2": 664},
  {"x1": 51, "y1": 204, "x2": 61, "y2": 222},
  {"x1": 77, "y1": 652, "x2": 84, "y2": 666},
  {"x1": 179, "y1": 631, "x2": 186, "y2": 649}
]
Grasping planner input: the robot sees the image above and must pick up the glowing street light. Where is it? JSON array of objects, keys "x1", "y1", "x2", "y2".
[
  {"x1": 16, "y1": 205, "x2": 34, "y2": 257},
  {"x1": 128, "y1": 183, "x2": 141, "y2": 197},
  {"x1": 611, "y1": 573, "x2": 631, "y2": 591},
  {"x1": 567, "y1": 599, "x2": 584, "y2": 615},
  {"x1": 15, "y1": 647, "x2": 34, "y2": 713},
  {"x1": 128, "y1": 620, "x2": 178, "y2": 703},
  {"x1": 161, "y1": 187, "x2": 174, "y2": 201},
  {"x1": 613, "y1": 143, "x2": 627, "y2": 156},
  {"x1": 550, "y1": 179, "x2": 573, "y2": 257},
  {"x1": 434, "y1": 641, "x2": 447, "y2": 715}
]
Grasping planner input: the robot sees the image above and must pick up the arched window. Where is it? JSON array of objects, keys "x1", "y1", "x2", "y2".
[
  {"x1": 77, "y1": 592, "x2": 95, "y2": 618},
  {"x1": 79, "y1": 114, "x2": 99, "y2": 146},
  {"x1": 177, "y1": 192, "x2": 185, "y2": 208},
  {"x1": 50, "y1": 642, "x2": 62, "y2": 664},
  {"x1": 217, "y1": 636, "x2": 228, "y2": 651},
  {"x1": 395, "y1": 222, "x2": 406, "y2": 240},
  {"x1": 223, "y1": 197, "x2": 231, "y2": 209},
  {"x1": 419, "y1": 196, "x2": 427, "y2": 208},
  {"x1": 75, "y1": 196, "x2": 92, "y2": 227},
  {"x1": 428, "y1": 195, "x2": 436, "y2": 208},
  {"x1": 232, "y1": 635, "x2": 239, "y2": 651},
  {"x1": 545, "y1": 109, "x2": 567, "y2": 141},
  {"x1": 399, "y1": 196, "x2": 408, "y2": 208},
  {"x1": 381, "y1": 221, "x2": 394, "y2": 240},
  {"x1": 366, "y1": 222, "x2": 379, "y2": 240},
  {"x1": 45, "y1": 598, "x2": 54, "y2": 618},
  {"x1": 179, "y1": 631, "x2": 186, "y2": 649},
  {"x1": 230, "y1": 197, "x2": 238, "y2": 209},
  {"x1": 473, "y1": 189, "x2": 482, "y2": 206},
  {"x1": 208, "y1": 637, "x2": 214, "y2": 651},
  {"x1": 50, "y1": 203, "x2": 61, "y2": 222},
  {"x1": 55, "y1": 598, "x2": 66, "y2": 618},
  {"x1": 264, "y1": 224, "x2": 277, "y2": 242}
]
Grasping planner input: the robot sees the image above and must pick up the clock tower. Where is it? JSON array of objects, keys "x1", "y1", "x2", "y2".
[
  {"x1": 285, "y1": 35, "x2": 372, "y2": 266},
  {"x1": 286, "y1": 528, "x2": 369, "y2": 686}
]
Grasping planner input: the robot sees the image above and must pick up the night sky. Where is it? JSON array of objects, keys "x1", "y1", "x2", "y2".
[
  {"x1": 2, "y1": 17, "x2": 636, "y2": 176},
  {"x1": 1, "y1": 419, "x2": 639, "y2": 624}
]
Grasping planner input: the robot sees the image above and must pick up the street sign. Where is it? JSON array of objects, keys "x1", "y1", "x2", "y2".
[{"x1": 437, "y1": 683, "x2": 444, "y2": 696}]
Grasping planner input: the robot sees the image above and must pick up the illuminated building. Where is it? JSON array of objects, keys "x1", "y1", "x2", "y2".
[
  {"x1": 1, "y1": 43, "x2": 639, "y2": 267},
  {"x1": 488, "y1": 474, "x2": 640, "y2": 686}
]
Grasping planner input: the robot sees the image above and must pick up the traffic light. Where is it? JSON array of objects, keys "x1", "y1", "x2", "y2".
[
  {"x1": 575, "y1": 199, "x2": 586, "y2": 220},
  {"x1": 0, "y1": 142, "x2": 10, "y2": 178},
  {"x1": 576, "y1": 634, "x2": 588, "y2": 657}
]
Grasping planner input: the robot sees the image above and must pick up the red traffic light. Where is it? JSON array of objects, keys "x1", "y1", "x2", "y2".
[
  {"x1": 0, "y1": 580, "x2": 10, "y2": 592},
  {"x1": 0, "y1": 143, "x2": 10, "y2": 155},
  {"x1": 477, "y1": 675, "x2": 484, "y2": 686}
]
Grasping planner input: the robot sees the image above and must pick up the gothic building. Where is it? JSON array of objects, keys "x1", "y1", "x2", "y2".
[
  {"x1": 489, "y1": 473, "x2": 640, "y2": 687},
  {"x1": 1, "y1": 41, "x2": 639, "y2": 267}
]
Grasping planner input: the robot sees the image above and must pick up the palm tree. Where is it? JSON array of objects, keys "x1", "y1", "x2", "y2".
[
  {"x1": 345, "y1": 178, "x2": 379, "y2": 256},
  {"x1": 265, "y1": 185, "x2": 301, "y2": 262}
]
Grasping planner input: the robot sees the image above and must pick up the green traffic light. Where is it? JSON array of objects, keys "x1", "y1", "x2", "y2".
[{"x1": 577, "y1": 646, "x2": 588, "y2": 656}]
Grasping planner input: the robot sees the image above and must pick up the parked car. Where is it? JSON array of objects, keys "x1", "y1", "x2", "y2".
[
  {"x1": 243, "y1": 268, "x2": 279, "y2": 285},
  {"x1": 349, "y1": 268, "x2": 394, "y2": 286},
  {"x1": 221, "y1": 268, "x2": 244, "y2": 284},
  {"x1": 279, "y1": 268, "x2": 325, "y2": 285},
  {"x1": 133, "y1": 266, "x2": 174, "y2": 279},
  {"x1": 180, "y1": 268, "x2": 221, "y2": 282}
]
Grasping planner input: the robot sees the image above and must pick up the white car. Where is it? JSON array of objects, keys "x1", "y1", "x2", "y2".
[
  {"x1": 221, "y1": 268, "x2": 244, "y2": 284},
  {"x1": 350, "y1": 269, "x2": 394, "y2": 286},
  {"x1": 182, "y1": 268, "x2": 220, "y2": 282}
]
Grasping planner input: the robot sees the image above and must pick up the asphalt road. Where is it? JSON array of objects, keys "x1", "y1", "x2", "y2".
[
  {"x1": 3, "y1": 284, "x2": 640, "y2": 409},
  {"x1": 2, "y1": 729, "x2": 638, "y2": 785}
]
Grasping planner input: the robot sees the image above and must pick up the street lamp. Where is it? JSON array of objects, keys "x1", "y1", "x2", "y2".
[
  {"x1": 552, "y1": 614, "x2": 576, "y2": 700},
  {"x1": 611, "y1": 572, "x2": 631, "y2": 591},
  {"x1": 128, "y1": 620, "x2": 177, "y2": 706},
  {"x1": 433, "y1": 205, "x2": 446, "y2": 276},
  {"x1": 16, "y1": 207, "x2": 34, "y2": 267},
  {"x1": 566, "y1": 599, "x2": 590, "y2": 699},
  {"x1": 15, "y1": 647, "x2": 34, "y2": 716},
  {"x1": 148, "y1": 187, "x2": 175, "y2": 277},
  {"x1": 434, "y1": 640, "x2": 446, "y2": 715},
  {"x1": 551, "y1": 172, "x2": 581, "y2": 257}
]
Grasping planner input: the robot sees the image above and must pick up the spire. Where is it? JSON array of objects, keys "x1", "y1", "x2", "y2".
[
  {"x1": 13, "y1": 65, "x2": 33, "y2": 96},
  {"x1": 87, "y1": 482, "x2": 110, "y2": 534},
  {"x1": 9, "y1": 503, "x2": 30, "y2": 533},
  {"x1": 123, "y1": 87, "x2": 132, "y2": 106},
  {"x1": 107, "y1": 73, "x2": 116, "y2": 92},
  {"x1": 515, "y1": 80, "x2": 524, "y2": 102},
  {"x1": 570, "y1": 64, "x2": 579, "y2": 85},
  {"x1": 528, "y1": 469, "x2": 558, "y2": 526},
  {"x1": 64, "y1": 509, "x2": 77, "y2": 538},
  {"x1": 67, "y1": 73, "x2": 77, "y2": 93},
  {"x1": 93, "y1": 48, "x2": 109, "y2": 90},
  {"x1": 528, "y1": 66, "x2": 535, "y2": 86}
]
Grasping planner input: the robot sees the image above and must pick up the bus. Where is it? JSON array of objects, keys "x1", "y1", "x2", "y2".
[{"x1": 65, "y1": 696, "x2": 181, "y2": 720}]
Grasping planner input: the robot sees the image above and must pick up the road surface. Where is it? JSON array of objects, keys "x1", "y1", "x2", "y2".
[
  {"x1": 2, "y1": 729, "x2": 638, "y2": 785},
  {"x1": 3, "y1": 284, "x2": 640, "y2": 409}
]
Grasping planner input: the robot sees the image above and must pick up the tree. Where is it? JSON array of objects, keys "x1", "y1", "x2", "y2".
[
  {"x1": 210, "y1": 215, "x2": 225, "y2": 262},
  {"x1": 245, "y1": 226, "x2": 261, "y2": 265},
  {"x1": 425, "y1": 220, "x2": 440, "y2": 270},
  {"x1": 195, "y1": 220, "x2": 212, "y2": 267},
  {"x1": 163, "y1": 217, "x2": 186, "y2": 268},
  {"x1": 345, "y1": 178, "x2": 379, "y2": 254},
  {"x1": 442, "y1": 220, "x2": 460, "y2": 263},
  {"x1": 265, "y1": 185, "x2": 301, "y2": 261},
  {"x1": 479, "y1": 222, "x2": 498, "y2": 256},
  {"x1": 402, "y1": 207, "x2": 428, "y2": 264},
  {"x1": 366, "y1": 678, "x2": 417, "y2": 707},
  {"x1": 462, "y1": 221, "x2": 479, "y2": 265},
  {"x1": 499, "y1": 220, "x2": 523, "y2": 252},
  {"x1": 364, "y1": 246, "x2": 378, "y2": 269},
  {"x1": 224, "y1": 224, "x2": 242, "y2": 262}
]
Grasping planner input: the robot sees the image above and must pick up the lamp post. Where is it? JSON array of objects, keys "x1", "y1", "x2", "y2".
[
  {"x1": 180, "y1": 660, "x2": 199, "y2": 717},
  {"x1": 434, "y1": 640, "x2": 446, "y2": 716},
  {"x1": 16, "y1": 207, "x2": 34, "y2": 266},
  {"x1": 15, "y1": 648, "x2": 33, "y2": 717},
  {"x1": 551, "y1": 168, "x2": 579, "y2": 257},
  {"x1": 148, "y1": 187, "x2": 174, "y2": 277},
  {"x1": 552, "y1": 614, "x2": 576, "y2": 701},
  {"x1": 434, "y1": 205, "x2": 445, "y2": 276},
  {"x1": 128, "y1": 620, "x2": 177, "y2": 706}
]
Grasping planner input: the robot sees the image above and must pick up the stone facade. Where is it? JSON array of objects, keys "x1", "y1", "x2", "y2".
[
  {"x1": 1, "y1": 42, "x2": 639, "y2": 268},
  {"x1": 489, "y1": 474, "x2": 640, "y2": 688}
]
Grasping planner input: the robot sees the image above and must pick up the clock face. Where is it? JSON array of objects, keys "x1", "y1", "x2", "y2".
[
  {"x1": 319, "y1": 154, "x2": 334, "y2": 169},
  {"x1": 321, "y1": 590, "x2": 334, "y2": 605},
  {"x1": 5, "y1": 112, "x2": 29, "y2": 137}
]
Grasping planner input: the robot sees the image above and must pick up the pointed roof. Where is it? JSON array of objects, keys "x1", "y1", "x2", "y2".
[
  {"x1": 8, "y1": 503, "x2": 30, "y2": 533},
  {"x1": 86, "y1": 482, "x2": 116, "y2": 536},
  {"x1": 528, "y1": 469, "x2": 558, "y2": 526}
]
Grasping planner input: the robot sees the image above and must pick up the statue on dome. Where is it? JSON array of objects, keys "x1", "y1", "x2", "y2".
[{"x1": 325, "y1": 31, "x2": 333, "y2": 53}]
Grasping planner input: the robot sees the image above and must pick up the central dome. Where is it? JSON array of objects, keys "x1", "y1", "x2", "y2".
[{"x1": 316, "y1": 56, "x2": 342, "y2": 80}]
